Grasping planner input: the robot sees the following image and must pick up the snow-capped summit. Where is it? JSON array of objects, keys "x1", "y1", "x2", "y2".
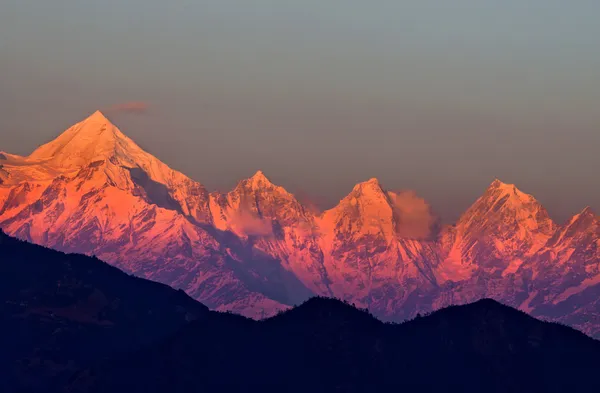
[
  {"x1": 323, "y1": 177, "x2": 394, "y2": 236},
  {"x1": 465, "y1": 179, "x2": 554, "y2": 230},
  {"x1": 485, "y1": 178, "x2": 539, "y2": 205},
  {"x1": 248, "y1": 170, "x2": 272, "y2": 188},
  {"x1": 351, "y1": 177, "x2": 383, "y2": 192},
  {"x1": 489, "y1": 178, "x2": 514, "y2": 189},
  {"x1": 27, "y1": 110, "x2": 142, "y2": 169},
  {"x1": 438, "y1": 178, "x2": 557, "y2": 283},
  {"x1": 24, "y1": 111, "x2": 215, "y2": 222},
  {"x1": 210, "y1": 168, "x2": 311, "y2": 234},
  {"x1": 548, "y1": 206, "x2": 599, "y2": 249},
  {"x1": 578, "y1": 206, "x2": 598, "y2": 219}
]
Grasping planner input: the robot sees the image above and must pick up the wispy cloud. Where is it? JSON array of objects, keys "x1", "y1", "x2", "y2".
[
  {"x1": 105, "y1": 101, "x2": 150, "y2": 115},
  {"x1": 229, "y1": 210, "x2": 274, "y2": 237},
  {"x1": 389, "y1": 190, "x2": 438, "y2": 240}
]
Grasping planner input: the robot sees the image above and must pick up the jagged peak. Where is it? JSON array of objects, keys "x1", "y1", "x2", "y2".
[
  {"x1": 580, "y1": 206, "x2": 596, "y2": 216},
  {"x1": 87, "y1": 110, "x2": 111, "y2": 123},
  {"x1": 556, "y1": 206, "x2": 599, "y2": 240},
  {"x1": 351, "y1": 177, "x2": 383, "y2": 192},
  {"x1": 26, "y1": 111, "x2": 142, "y2": 169},
  {"x1": 488, "y1": 178, "x2": 518, "y2": 193},
  {"x1": 457, "y1": 178, "x2": 556, "y2": 236},
  {"x1": 346, "y1": 177, "x2": 390, "y2": 203},
  {"x1": 365, "y1": 177, "x2": 381, "y2": 186},
  {"x1": 6, "y1": 111, "x2": 206, "y2": 196},
  {"x1": 236, "y1": 170, "x2": 276, "y2": 190},
  {"x1": 250, "y1": 170, "x2": 271, "y2": 185},
  {"x1": 570, "y1": 206, "x2": 599, "y2": 224},
  {"x1": 232, "y1": 170, "x2": 296, "y2": 199},
  {"x1": 483, "y1": 178, "x2": 538, "y2": 205},
  {"x1": 324, "y1": 178, "x2": 391, "y2": 217}
]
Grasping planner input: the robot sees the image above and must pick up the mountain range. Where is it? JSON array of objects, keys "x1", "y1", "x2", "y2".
[
  {"x1": 1, "y1": 110, "x2": 599, "y2": 337},
  {"x1": 2, "y1": 230, "x2": 600, "y2": 393}
]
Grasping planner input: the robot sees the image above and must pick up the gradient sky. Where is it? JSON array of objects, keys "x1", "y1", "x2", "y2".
[{"x1": 1, "y1": 1, "x2": 599, "y2": 222}]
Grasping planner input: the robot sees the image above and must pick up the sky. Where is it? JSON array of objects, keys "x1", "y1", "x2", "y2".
[{"x1": 1, "y1": 1, "x2": 599, "y2": 222}]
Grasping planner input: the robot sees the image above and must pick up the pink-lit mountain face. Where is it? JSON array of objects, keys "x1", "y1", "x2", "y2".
[{"x1": 1, "y1": 112, "x2": 599, "y2": 336}]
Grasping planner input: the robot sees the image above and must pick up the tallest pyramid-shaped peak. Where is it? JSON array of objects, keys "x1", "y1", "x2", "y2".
[
  {"x1": 88, "y1": 109, "x2": 109, "y2": 121},
  {"x1": 27, "y1": 110, "x2": 142, "y2": 169}
]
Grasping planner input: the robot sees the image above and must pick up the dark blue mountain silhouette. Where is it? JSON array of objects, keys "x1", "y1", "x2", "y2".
[
  {"x1": 0, "y1": 230, "x2": 208, "y2": 392},
  {"x1": 1, "y1": 230, "x2": 600, "y2": 393}
]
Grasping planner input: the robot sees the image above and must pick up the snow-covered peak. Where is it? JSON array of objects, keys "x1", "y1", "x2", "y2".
[
  {"x1": 449, "y1": 178, "x2": 557, "y2": 261},
  {"x1": 353, "y1": 177, "x2": 381, "y2": 188},
  {"x1": 210, "y1": 170, "x2": 312, "y2": 233},
  {"x1": 337, "y1": 178, "x2": 394, "y2": 214},
  {"x1": 231, "y1": 170, "x2": 294, "y2": 199},
  {"x1": 487, "y1": 178, "x2": 527, "y2": 197},
  {"x1": 479, "y1": 179, "x2": 542, "y2": 212},
  {"x1": 325, "y1": 178, "x2": 390, "y2": 213},
  {"x1": 248, "y1": 170, "x2": 273, "y2": 189},
  {"x1": 321, "y1": 177, "x2": 396, "y2": 237},
  {"x1": 489, "y1": 178, "x2": 512, "y2": 189},
  {"x1": 87, "y1": 110, "x2": 111, "y2": 123},
  {"x1": 579, "y1": 206, "x2": 597, "y2": 218},
  {"x1": 17, "y1": 111, "x2": 210, "y2": 209},
  {"x1": 349, "y1": 177, "x2": 386, "y2": 197},
  {"x1": 545, "y1": 205, "x2": 600, "y2": 254},
  {"x1": 562, "y1": 207, "x2": 599, "y2": 232},
  {"x1": 27, "y1": 110, "x2": 142, "y2": 169}
]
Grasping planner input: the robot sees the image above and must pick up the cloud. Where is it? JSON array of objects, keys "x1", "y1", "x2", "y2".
[
  {"x1": 229, "y1": 210, "x2": 274, "y2": 237},
  {"x1": 389, "y1": 190, "x2": 438, "y2": 240},
  {"x1": 105, "y1": 101, "x2": 150, "y2": 115}
]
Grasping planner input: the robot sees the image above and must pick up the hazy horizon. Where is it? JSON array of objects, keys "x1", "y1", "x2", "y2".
[{"x1": 2, "y1": 1, "x2": 599, "y2": 222}]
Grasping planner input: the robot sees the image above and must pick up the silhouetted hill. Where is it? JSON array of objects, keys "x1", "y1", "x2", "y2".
[
  {"x1": 3, "y1": 231, "x2": 600, "y2": 393},
  {"x1": 66, "y1": 298, "x2": 600, "y2": 393},
  {"x1": 0, "y1": 230, "x2": 208, "y2": 392},
  {"x1": 267, "y1": 296, "x2": 381, "y2": 328}
]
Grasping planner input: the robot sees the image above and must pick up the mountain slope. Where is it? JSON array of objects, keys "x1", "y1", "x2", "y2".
[
  {"x1": 439, "y1": 179, "x2": 556, "y2": 281},
  {"x1": 318, "y1": 179, "x2": 440, "y2": 318},
  {"x1": 0, "y1": 112, "x2": 294, "y2": 318},
  {"x1": 64, "y1": 298, "x2": 600, "y2": 393},
  {"x1": 209, "y1": 170, "x2": 328, "y2": 299},
  {"x1": 0, "y1": 230, "x2": 208, "y2": 392},
  {"x1": 1, "y1": 111, "x2": 599, "y2": 338}
]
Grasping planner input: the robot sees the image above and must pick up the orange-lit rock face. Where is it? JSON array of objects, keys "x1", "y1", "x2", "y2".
[{"x1": 1, "y1": 111, "x2": 599, "y2": 337}]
